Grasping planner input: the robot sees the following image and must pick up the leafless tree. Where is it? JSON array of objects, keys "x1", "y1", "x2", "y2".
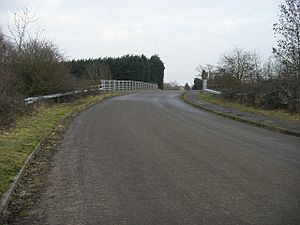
[
  {"x1": 5, "y1": 5, "x2": 76, "y2": 96},
  {"x1": 273, "y1": 0, "x2": 300, "y2": 78},
  {"x1": 218, "y1": 48, "x2": 261, "y2": 83},
  {"x1": 272, "y1": 0, "x2": 300, "y2": 112},
  {"x1": 7, "y1": 6, "x2": 37, "y2": 49},
  {"x1": 85, "y1": 63, "x2": 112, "y2": 85},
  {"x1": 261, "y1": 57, "x2": 281, "y2": 79},
  {"x1": 196, "y1": 64, "x2": 215, "y2": 78},
  {"x1": 13, "y1": 38, "x2": 71, "y2": 95}
]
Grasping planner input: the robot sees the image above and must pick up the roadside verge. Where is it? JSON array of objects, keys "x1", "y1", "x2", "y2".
[
  {"x1": 182, "y1": 91, "x2": 300, "y2": 137},
  {"x1": 0, "y1": 92, "x2": 122, "y2": 220}
]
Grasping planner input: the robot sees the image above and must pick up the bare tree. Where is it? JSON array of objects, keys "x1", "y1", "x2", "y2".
[
  {"x1": 7, "y1": 6, "x2": 36, "y2": 49},
  {"x1": 196, "y1": 64, "x2": 214, "y2": 78},
  {"x1": 13, "y1": 38, "x2": 71, "y2": 95},
  {"x1": 0, "y1": 29, "x2": 14, "y2": 65},
  {"x1": 273, "y1": 0, "x2": 300, "y2": 78},
  {"x1": 261, "y1": 57, "x2": 281, "y2": 79},
  {"x1": 5, "y1": 5, "x2": 76, "y2": 96},
  {"x1": 85, "y1": 63, "x2": 112, "y2": 84},
  {"x1": 272, "y1": 0, "x2": 300, "y2": 113},
  {"x1": 217, "y1": 48, "x2": 261, "y2": 84}
]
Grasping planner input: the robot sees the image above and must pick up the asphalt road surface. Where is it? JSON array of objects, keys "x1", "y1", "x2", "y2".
[{"x1": 29, "y1": 91, "x2": 300, "y2": 225}]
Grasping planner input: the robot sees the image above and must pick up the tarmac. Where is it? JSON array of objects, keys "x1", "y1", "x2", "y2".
[{"x1": 18, "y1": 91, "x2": 300, "y2": 225}]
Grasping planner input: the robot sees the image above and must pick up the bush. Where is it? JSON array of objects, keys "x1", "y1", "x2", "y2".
[
  {"x1": 0, "y1": 66, "x2": 26, "y2": 129},
  {"x1": 286, "y1": 78, "x2": 300, "y2": 113},
  {"x1": 0, "y1": 32, "x2": 25, "y2": 128},
  {"x1": 222, "y1": 77, "x2": 300, "y2": 113},
  {"x1": 12, "y1": 39, "x2": 74, "y2": 96},
  {"x1": 0, "y1": 30, "x2": 80, "y2": 128}
]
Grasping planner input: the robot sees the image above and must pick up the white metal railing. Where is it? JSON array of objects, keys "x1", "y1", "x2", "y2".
[
  {"x1": 24, "y1": 80, "x2": 159, "y2": 104},
  {"x1": 204, "y1": 88, "x2": 221, "y2": 95},
  {"x1": 202, "y1": 79, "x2": 221, "y2": 95},
  {"x1": 100, "y1": 80, "x2": 158, "y2": 92}
]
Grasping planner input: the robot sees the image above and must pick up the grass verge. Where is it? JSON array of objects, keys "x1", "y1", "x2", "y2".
[
  {"x1": 0, "y1": 93, "x2": 118, "y2": 200},
  {"x1": 198, "y1": 92, "x2": 300, "y2": 122},
  {"x1": 181, "y1": 92, "x2": 300, "y2": 137}
]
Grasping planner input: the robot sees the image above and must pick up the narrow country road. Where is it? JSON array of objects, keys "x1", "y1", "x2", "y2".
[{"x1": 28, "y1": 91, "x2": 300, "y2": 225}]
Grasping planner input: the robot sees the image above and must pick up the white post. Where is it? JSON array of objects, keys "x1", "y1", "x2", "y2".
[
  {"x1": 102, "y1": 80, "x2": 105, "y2": 92},
  {"x1": 203, "y1": 79, "x2": 207, "y2": 90}
]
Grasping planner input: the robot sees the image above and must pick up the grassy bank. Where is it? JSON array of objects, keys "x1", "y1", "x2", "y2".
[
  {"x1": 0, "y1": 93, "x2": 118, "y2": 199},
  {"x1": 198, "y1": 92, "x2": 300, "y2": 122}
]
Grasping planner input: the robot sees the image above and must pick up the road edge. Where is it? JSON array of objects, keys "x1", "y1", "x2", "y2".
[
  {"x1": 0, "y1": 92, "x2": 123, "y2": 220},
  {"x1": 181, "y1": 92, "x2": 300, "y2": 137}
]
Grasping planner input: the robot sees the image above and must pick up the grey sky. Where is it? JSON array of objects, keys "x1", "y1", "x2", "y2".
[{"x1": 0, "y1": 0, "x2": 279, "y2": 85}]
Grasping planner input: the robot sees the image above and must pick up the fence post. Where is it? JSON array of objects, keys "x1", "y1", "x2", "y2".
[{"x1": 101, "y1": 80, "x2": 104, "y2": 92}]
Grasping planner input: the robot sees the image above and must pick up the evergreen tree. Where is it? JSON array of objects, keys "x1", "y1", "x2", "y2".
[
  {"x1": 192, "y1": 78, "x2": 202, "y2": 90},
  {"x1": 66, "y1": 54, "x2": 165, "y2": 89},
  {"x1": 184, "y1": 83, "x2": 190, "y2": 90},
  {"x1": 149, "y1": 55, "x2": 165, "y2": 89}
]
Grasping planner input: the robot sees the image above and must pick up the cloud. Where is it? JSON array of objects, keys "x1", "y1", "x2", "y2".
[{"x1": 0, "y1": 0, "x2": 279, "y2": 84}]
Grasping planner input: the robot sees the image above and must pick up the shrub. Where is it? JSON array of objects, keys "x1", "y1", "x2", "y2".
[
  {"x1": 12, "y1": 39, "x2": 74, "y2": 96},
  {"x1": 0, "y1": 31, "x2": 25, "y2": 128}
]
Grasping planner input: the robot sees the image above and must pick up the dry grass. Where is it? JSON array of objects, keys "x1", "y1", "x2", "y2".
[{"x1": 198, "y1": 92, "x2": 300, "y2": 122}]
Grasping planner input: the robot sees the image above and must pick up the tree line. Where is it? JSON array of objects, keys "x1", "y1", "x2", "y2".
[
  {"x1": 66, "y1": 54, "x2": 164, "y2": 89},
  {"x1": 194, "y1": 0, "x2": 300, "y2": 113}
]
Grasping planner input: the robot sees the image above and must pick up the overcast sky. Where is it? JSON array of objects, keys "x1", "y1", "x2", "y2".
[{"x1": 0, "y1": 0, "x2": 279, "y2": 85}]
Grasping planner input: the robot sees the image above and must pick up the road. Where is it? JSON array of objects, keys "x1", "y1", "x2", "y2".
[{"x1": 29, "y1": 91, "x2": 300, "y2": 225}]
